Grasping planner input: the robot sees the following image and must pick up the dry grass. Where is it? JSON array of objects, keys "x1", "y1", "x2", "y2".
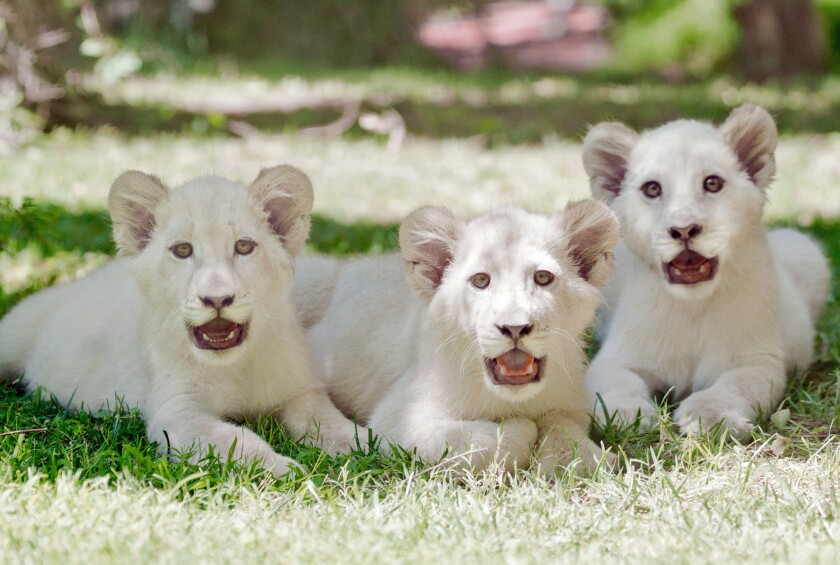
[{"x1": 0, "y1": 446, "x2": 838, "y2": 564}]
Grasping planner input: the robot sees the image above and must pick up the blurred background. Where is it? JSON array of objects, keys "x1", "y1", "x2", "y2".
[
  {"x1": 4, "y1": 1, "x2": 840, "y2": 142},
  {"x1": 1, "y1": 0, "x2": 839, "y2": 308}
]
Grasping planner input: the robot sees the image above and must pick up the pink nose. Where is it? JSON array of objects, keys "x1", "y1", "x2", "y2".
[
  {"x1": 497, "y1": 324, "x2": 533, "y2": 339},
  {"x1": 669, "y1": 224, "x2": 702, "y2": 241},
  {"x1": 200, "y1": 295, "x2": 234, "y2": 310}
]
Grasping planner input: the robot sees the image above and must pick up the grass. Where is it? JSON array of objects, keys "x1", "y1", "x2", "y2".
[{"x1": 1, "y1": 129, "x2": 839, "y2": 560}]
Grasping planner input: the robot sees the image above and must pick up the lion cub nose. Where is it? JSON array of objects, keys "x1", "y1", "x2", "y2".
[
  {"x1": 669, "y1": 224, "x2": 702, "y2": 242},
  {"x1": 497, "y1": 324, "x2": 533, "y2": 339},
  {"x1": 200, "y1": 295, "x2": 235, "y2": 310}
]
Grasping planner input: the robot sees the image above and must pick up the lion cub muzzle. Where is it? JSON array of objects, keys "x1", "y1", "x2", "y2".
[
  {"x1": 485, "y1": 324, "x2": 543, "y2": 386},
  {"x1": 189, "y1": 294, "x2": 249, "y2": 351},
  {"x1": 662, "y1": 223, "x2": 718, "y2": 285}
]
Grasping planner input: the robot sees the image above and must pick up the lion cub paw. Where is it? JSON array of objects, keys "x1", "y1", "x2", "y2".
[
  {"x1": 674, "y1": 393, "x2": 753, "y2": 439},
  {"x1": 577, "y1": 441, "x2": 618, "y2": 474},
  {"x1": 263, "y1": 453, "x2": 299, "y2": 478},
  {"x1": 496, "y1": 417, "x2": 539, "y2": 464},
  {"x1": 536, "y1": 438, "x2": 617, "y2": 476},
  {"x1": 593, "y1": 394, "x2": 658, "y2": 430}
]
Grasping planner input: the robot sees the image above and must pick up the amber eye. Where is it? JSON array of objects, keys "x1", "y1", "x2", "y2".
[
  {"x1": 641, "y1": 181, "x2": 662, "y2": 199},
  {"x1": 534, "y1": 270, "x2": 555, "y2": 286},
  {"x1": 470, "y1": 272, "x2": 491, "y2": 289},
  {"x1": 171, "y1": 242, "x2": 193, "y2": 259},
  {"x1": 235, "y1": 239, "x2": 256, "y2": 255},
  {"x1": 703, "y1": 175, "x2": 725, "y2": 193}
]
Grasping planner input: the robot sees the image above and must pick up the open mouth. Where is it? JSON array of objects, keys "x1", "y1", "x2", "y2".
[
  {"x1": 190, "y1": 317, "x2": 247, "y2": 350},
  {"x1": 663, "y1": 250, "x2": 718, "y2": 285},
  {"x1": 485, "y1": 349, "x2": 544, "y2": 386}
]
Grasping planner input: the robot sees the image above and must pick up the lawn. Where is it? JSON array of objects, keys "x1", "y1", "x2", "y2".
[{"x1": 1, "y1": 66, "x2": 839, "y2": 562}]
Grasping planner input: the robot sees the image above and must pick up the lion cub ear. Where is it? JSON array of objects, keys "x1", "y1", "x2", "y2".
[
  {"x1": 109, "y1": 171, "x2": 170, "y2": 257},
  {"x1": 248, "y1": 165, "x2": 314, "y2": 256},
  {"x1": 582, "y1": 122, "x2": 639, "y2": 202},
  {"x1": 399, "y1": 206, "x2": 465, "y2": 299},
  {"x1": 719, "y1": 104, "x2": 777, "y2": 190},
  {"x1": 555, "y1": 199, "x2": 619, "y2": 288}
]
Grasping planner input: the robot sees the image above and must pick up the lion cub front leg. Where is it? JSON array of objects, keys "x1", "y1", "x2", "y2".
[
  {"x1": 279, "y1": 387, "x2": 369, "y2": 453},
  {"x1": 396, "y1": 414, "x2": 538, "y2": 473},
  {"x1": 674, "y1": 362, "x2": 786, "y2": 439},
  {"x1": 587, "y1": 358, "x2": 658, "y2": 429},
  {"x1": 535, "y1": 410, "x2": 616, "y2": 475},
  {"x1": 148, "y1": 408, "x2": 296, "y2": 477},
  {"x1": 455, "y1": 418, "x2": 538, "y2": 473}
]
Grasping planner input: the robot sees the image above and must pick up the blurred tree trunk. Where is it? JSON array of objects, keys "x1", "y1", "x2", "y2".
[
  {"x1": 0, "y1": 0, "x2": 109, "y2": 129},
  {"x1": 194, "y1": 0, "x2": 440, "y2": 66},
  {"x1": 734, "y1": 0, "x2": 826, "y2": 82}
]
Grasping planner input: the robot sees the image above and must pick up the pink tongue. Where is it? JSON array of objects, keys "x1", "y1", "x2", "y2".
[{"x1": 497, "y1": 349, "x2": 535, "y2": 374}]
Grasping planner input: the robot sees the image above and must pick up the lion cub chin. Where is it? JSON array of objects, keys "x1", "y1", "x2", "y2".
[
  {"x1": 583, "y1": 104, "x2": 830, "y2": 438},
  {"x1": 295, "y1": 202, "x2": 619, "y2": 474},
  {"x1": 0, "y1": 166, "x2": 365, "y2": 476}
]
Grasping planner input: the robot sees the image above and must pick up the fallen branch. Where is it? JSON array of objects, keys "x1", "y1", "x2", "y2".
[
  {"x1": 299, "y1": 102, "x2": 360, "y2": 137},
  {"x1": 0, "y1": 427, "x2": 47, "y2": 437}
]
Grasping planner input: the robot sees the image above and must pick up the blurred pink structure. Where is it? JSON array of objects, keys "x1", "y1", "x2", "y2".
[{"x1": 417, "y1": 0, "x2": 610, "y2": 71}]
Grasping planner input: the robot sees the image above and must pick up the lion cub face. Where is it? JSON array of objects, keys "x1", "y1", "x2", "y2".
[
  {"x1": 400, "y1": 202, "x2": 617, "y2": 402},
  {"x1": 583, "y1": 104, "x2": 777, "y2": 300},
  {"x1": 108, "y1": 166, "x2": 313, "y2": 364}
]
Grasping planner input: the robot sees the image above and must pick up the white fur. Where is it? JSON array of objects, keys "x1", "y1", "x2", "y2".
[
  {"x1": 0, "y1": 166, "x2": 365, "y2": 476},
  {"x1": 297, "y1": 202, "x2": 619, "y2": 474},
  {"x1": 583, "y1": 105, "x2": 830, "y2": 437}
]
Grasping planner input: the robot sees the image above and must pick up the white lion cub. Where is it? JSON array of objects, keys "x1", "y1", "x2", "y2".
[
  {"x1": 582, "y1": 104, "x2": 830, "y2": 437},
  {"x1": 0, "y1": 166, "x2": 365, "y2": 475},
  {"x1": 296, "y1": 202, "x2": 619, "y2": 473}
]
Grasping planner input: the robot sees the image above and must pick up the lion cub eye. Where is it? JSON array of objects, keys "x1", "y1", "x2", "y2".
[
  {"x1": 703, "y1": 175, "x2": 725, "y2": 193},
  {"x1": 171, "y1": 242, "x2": 193, "y2": 259},
  {"x1": 641, "y1": 181, "x2": 662, "y2": 199},
  {"x1": 234, "y1": 239, "x2": 256, "y2": 255},
  {"x1": 470, "y1": 272, "x2": 491, "y2": 289},
  {"x1": 534, "y1": 270, "x2": 555, "y2": 286}
]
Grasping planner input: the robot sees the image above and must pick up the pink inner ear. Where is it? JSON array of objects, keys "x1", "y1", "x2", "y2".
[
  {"x1": 732, "y1": 136, "x2": 771, "y2": 184},
  {"x1": 419, "y1": 242, "x2": 451, "y2": 288},
  {"x1": 556, "y1": 200, "x2": 618, "y2": 287},
  {"x1": 567, "y1": 235, "x2": 605, "y2": 282},
  {"x1": 132, "y1": 209, "x2": 156, "y2": 250},
  {"x1": 593, "y1": 148, "x2": 628, "y2": 195},
  {"x1": 265, "y1": 202, "x2": 286, "y2": 238},
  {"x1": 720, "y1": 105, "x2": 777, "y2": 188}
]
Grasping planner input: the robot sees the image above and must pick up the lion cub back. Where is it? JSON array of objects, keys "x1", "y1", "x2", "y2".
[{"x1": 303, "y1": 254, "x2": 422, "y2": 423}]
